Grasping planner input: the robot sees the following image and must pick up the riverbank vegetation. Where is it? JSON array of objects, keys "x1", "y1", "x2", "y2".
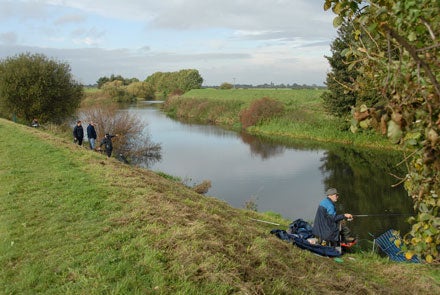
[
  {"x1": 1, "y1": 118, "x2": 439, "y2": 294},
  {"x1": 164, "y1": 88, "x2": 396, "y2": 150}
]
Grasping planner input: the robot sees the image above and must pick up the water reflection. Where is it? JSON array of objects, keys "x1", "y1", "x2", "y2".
[
  {"x1": 124, "y1": 101, "x2": 414, "y2": 244},
  {"x1": 319, "y1": 146, "x2": 413, "y2": 242},
  {"x1": 240, "y1": 132, "x2": 286, "y2": 159}
]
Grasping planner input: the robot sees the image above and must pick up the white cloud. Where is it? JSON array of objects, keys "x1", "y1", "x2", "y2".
[
  {"x1": 0, "y1": 32, "x2": 17, "y2": 44},
  {"x1": 0, "y1": 0, "x2": 337, "y2": 85},
  {"x1": 54, "y1": 14, "x2": 87, "y2": 25}
]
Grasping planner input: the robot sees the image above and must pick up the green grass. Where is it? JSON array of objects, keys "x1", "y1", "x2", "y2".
[
  {"x1": 183, "y1": 88, "x2": 325, "y2": 102},
  {"x1": 0, "y1": 123, "x2": 166, "y2": 293},
  {"x1": 172, "y1": 88, "x2": 395, "y2": 149},
  {"x1": 1, "y1": 119, "x2": 438, "y2": 294},
  {"x1": 83, "y1": 86, "x2": 100, "y2": 93}
]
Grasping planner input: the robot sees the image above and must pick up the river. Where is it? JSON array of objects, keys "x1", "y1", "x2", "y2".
[{"x1": 123, "y1": 101, "x2": 414, "y2": 246}]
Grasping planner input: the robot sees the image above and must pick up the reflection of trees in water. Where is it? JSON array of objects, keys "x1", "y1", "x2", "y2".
[
  {"x1": 319, "y1": 147, "x2": 414, "y2": 236},
  {"x1": 130, "y1": 147, "x2": 162, "y2": 168},
  {"x1": 239, "y1": 132, "x2": 285, "y2": 159}
]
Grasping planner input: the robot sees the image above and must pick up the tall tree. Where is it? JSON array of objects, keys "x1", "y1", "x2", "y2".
[
  {"x1": 0, "y1": 53, "x2": 83, "y2": 123},
  {"x1": 145, "y1": 69, "x2": 203, "y2": 98},
  {"x1": 323, "y1": 21, "x2": 358, "y2": 117},
  {"x1": 323, "y1": 20, "x2": 384, "y2": 119},
  {"x1": 177, "y1": 69, "x2": 204, "y2": 92},
  {"x1": 324, "y1": 0, "x2": 440, "y2": 263}
]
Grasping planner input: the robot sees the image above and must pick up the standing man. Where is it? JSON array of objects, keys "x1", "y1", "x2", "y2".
[
  {"x1": 99, "y1": 133, "x2": 118, "y2": 158},
  {"x1": 73, "y1": 120, "x2": 84, "y2": 146},
  {"x1": 87, "y1": 121, "x2": 97, "y2": 150},
  {"x1": 312, "y1": 188, "x2": 353, "y2": 247}
]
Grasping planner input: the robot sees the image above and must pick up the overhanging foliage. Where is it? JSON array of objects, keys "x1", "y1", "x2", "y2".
[{"x1": 324, "y1": 0, "x2": 439, "y2": 263}]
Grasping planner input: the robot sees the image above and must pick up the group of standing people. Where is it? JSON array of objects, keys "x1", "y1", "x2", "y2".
[{"x1": 72, "y1": 120, "x2": 117, "y2": 157}]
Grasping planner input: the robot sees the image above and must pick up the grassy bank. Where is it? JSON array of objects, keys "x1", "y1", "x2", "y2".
[
  {"x1": 1, "y1": 118, "x2": 439, "y2": 294},
  {"x1": 166, "y1": 88, "x2": 395, "y2": 150}
]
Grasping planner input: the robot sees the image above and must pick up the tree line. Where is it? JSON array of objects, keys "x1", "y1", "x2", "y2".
[
  {"x1": 0, "y1": 52, "x2": 203, "y2": 124},
  {"x1": 96, "y1": 69, "x2": 203, "y2": 102}
]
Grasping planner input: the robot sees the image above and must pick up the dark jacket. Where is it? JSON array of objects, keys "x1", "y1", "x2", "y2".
[
  {"x1": 312, "y1": 197, "x2": 346, "y2": 242},
  {"x1": 100, "y1": 135, "x2": 115, "y2": 150},
  {"x1": 87, "y1": 124, "x2": 97, "y2": 139},
  {"x1": 73, "y1": 125, "x2": 84, "y2": 139}
]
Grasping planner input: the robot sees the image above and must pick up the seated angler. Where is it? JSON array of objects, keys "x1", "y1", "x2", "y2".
[{"x1": 312, "y1": 188, "x2": 354, "y2": 247}]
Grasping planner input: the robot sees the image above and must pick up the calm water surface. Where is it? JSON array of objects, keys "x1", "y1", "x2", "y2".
[{"x1": 124, "y1": 101, "x2": 414, "y2": 245}]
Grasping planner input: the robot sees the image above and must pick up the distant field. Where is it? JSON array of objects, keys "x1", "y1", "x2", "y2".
[{"x1": 182, "y1": 88, "x2": 326, "y2": 105}]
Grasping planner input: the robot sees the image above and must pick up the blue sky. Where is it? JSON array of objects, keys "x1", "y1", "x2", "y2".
[{"x1": 0, "y1": 0, "x2": 338, "y2": 86}]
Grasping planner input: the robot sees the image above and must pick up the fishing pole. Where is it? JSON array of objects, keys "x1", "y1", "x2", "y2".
[
  {"x1": 352, "y1": 213, "x2": 414, "y2": 217},
  {"x1": 249, "y1": 218, "x2": 282, "y2": 226}
]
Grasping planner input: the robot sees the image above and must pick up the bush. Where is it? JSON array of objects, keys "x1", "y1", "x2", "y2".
[
  {"x1": 0, "y1": 53, "x2": 83, "y2": 124},
  {"x1": 78, "y1": 105, "x2": 161, "y2": 163},
  {"x1": 125, "y1": 81, "x2": 155, "y2": 100},
  {"x1": 219, "y1": 82, "x2": 233, "y2": 90},
  {"x1": 239, "y1": 97, "x2": 284, "y2": 129}
]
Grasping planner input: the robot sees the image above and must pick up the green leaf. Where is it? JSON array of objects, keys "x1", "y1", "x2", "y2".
[
  {"x1": 408, "y1": 32, "x2": 417, "y2": 42},
  {"x1": 367, "y1": 23, "x2": 378, "y2": 32},
  {"x1": 375, "y1": 7, "x2": 388, "y2": 17},
  {"x1": 419, "y1": 213, "x2": 431, "y2": 222},
  {"x1": 387, "y1": 120, "x2": 403, "y2": 144},
  {"x1": 347, "y1": 62, "x2": 356, "y2": 71},
  {"x1": 350, "y1": 125, "x2": 358, "y2": 133},
  {"x1": 349, "y1": 1, "x2": 359, "y2": 13},
  {"x1": 333, "y1": 2, "x2": 342, "y2": 14},
  {"x1": 333, "y1": 16, "x2": 343, "y2": 28},
  {"x1": 359, "y1": 104, "x2": 368, "y2": 112},
  {"x1": 359, "y1": 118, "x2": 371, "y2": 129},
  {"x1": 419, "y1": 203, "x2": 429, "y2": 213}
]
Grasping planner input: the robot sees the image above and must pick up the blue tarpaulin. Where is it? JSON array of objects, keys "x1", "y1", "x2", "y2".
[{"x1": 375, "y1": 229, "x2": 420, "y2": 263}]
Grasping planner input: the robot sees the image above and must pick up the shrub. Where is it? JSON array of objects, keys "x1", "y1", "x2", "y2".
[
  {"x1": 78, "y1": 104, "x2": 161, "y2": 163},
  {"x1": 219, "y1": 82, "x2": 233, "y2": 90},
  {"x1": 0, "y1": 53, "x2": 83, "y2": 124},
  {"x1": 125, "y1": 81, "x2": 155, "y2": 100},
  {"x1": 170, "y1": 88, "x2": 184, "y2": 97},
  {"x1": 239, "y1": 97, "x2": 284, "y2": 129}
]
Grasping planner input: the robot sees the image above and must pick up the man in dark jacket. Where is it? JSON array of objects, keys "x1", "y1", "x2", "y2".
[
  {"x1": 99, "y1": 133, "x2": 117, "y2": 157},
  {"x1": 86, "y1": 121, "x2": 97, "y2": 150},
  {"x1": 312, "y1": 188, "x2": 353, "y2": 246},
  {"x1": 73, "y1": 120, "x2": 84, "y2": 146}
]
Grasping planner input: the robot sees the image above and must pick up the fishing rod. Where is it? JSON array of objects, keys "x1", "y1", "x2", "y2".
[
  {"x1": 352, "y1": 213, "x2": 414, "y2": 217},
  {"x1": 250, "y1": 213, "x2": 414, "y2": 227},
  {"x1": 250, "y1": 218, "x2": 282, "y2": 226}
]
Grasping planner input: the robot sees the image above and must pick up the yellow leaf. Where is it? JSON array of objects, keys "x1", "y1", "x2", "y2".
[
  {"x1": 394, "y1": 239, "x2": 401, "y2": 247},
  {"x1": 426, "y1": 255, "x2": 433, "y2": 263},
  {"x1": 405, "y1": 251, "x2": 414, "y2": 260},
  {"x1": 333, "y1": 2, "x2": 342, "y2": 14}
]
